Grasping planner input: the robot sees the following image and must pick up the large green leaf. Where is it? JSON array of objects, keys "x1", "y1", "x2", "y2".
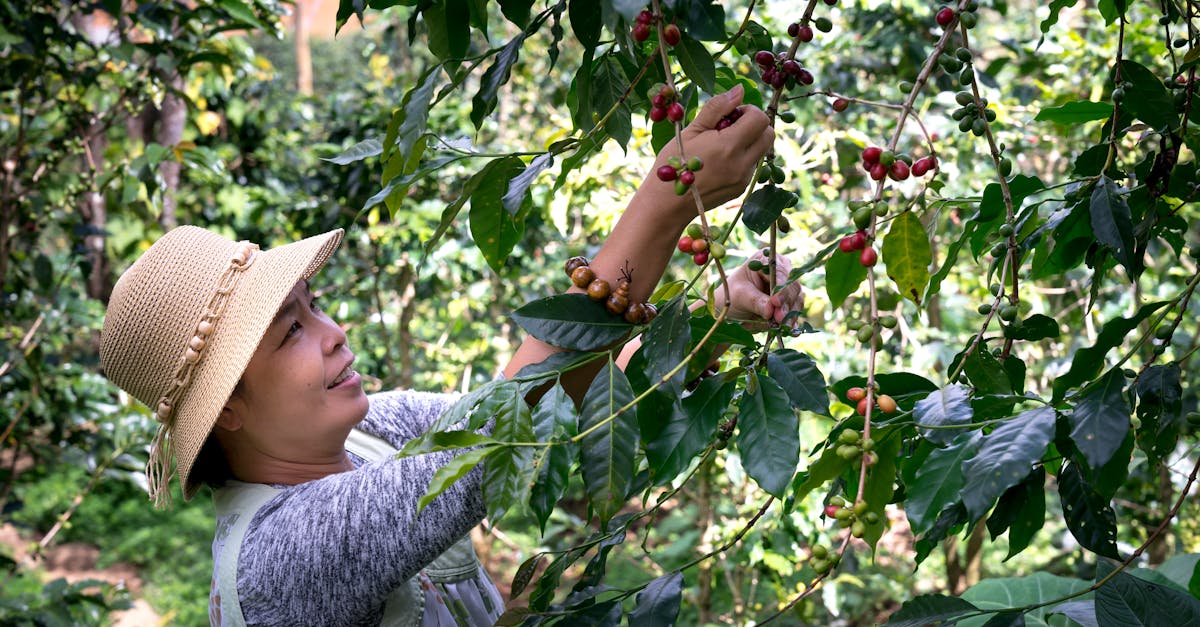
[
  {"x1": 1007, "y1": 314, "x2": 1061, "y2": 341},
  {"x1": 1089, "y1": 176, "x2": 1138, "y2": 277},
  {"x1": 423, "y1": 0, "x2": 470, "y2": 60},
  {"x1": 640, "y1": 297, "x2": 690, "y2": 395},
  {"x1": 1117, "y1": 60, "x2": 1175, "y2": 130},
  {"x1": 1135, "y1": 363, "x2": 1183, "y2": 465},
  {"x1": 510, "y1": 293, "x2": 632, "y2": 351},
  {"x1": 958, "y1": 573, "x2": 1091, "y2": 627},
  {"x1": 735, "y1": 372, "x2": 799, "y2": 497},
  {"x1": 765, "y1": 349, "x2": 829, "y2": 415},
  {"x1": 986, "y1": 467, "x2": 1047, "y2": 560},
  {"x1": 960, "y1": 406, "x2": 1056, "y2": 520},
  {"x1": 1095, "y1": 561, "x2": 1200, "y2": 625},
  {"x1": 886, "y1": 594, "x2": 979, "y2": 627},
  {"x1": 469, "y1": 156, "x2": 528, "y2": 273},
  {"x1": 676, "y1": 0, "x2": 726, "y2": 40},
  {"x1": 529, "y1": 384, "x2": 578, "y2": 533},
  {"x1": 927, "y1": 221, "x2": 977, "y2": 300},
  {"x1": 675, "y1": 34, "x2": 715, "y2": 93},
  {"x1": 643, "y1": 374, "x2": 734, "y2": 482},
  {"x1": 592, "y1": 54, "x2": 633, "y2": 150},
  {"x1": 567, "y1": 0, "x2": 601, "y2": 50},
  {"x1": 825, "y1": 248, "x2": 869, "y2": 310},
  {"x1": 628, "y1": 571, "x2": 684, "y2": 627},
  {"x1": 579, "y1": 361, "x2": 639, "y2": 525},
  {"x1": 503, "y1": 152, "x2": 554, "y2": 216},
  {"x1": 482, "y1": 386, "x2": 535, "y2": 523},
  {"x1": 1059, "y1": 462, "x2": 1119, "y2": 559},
  {"x1": 882, "y1": 211, "x2": 932, "y2": 304},
  {"x1": 860, "y1": 428, "x2": 901, "y2": 550},
  {"x1": 417, "y1": 446, "x2": 495, "y2": 514},
  {"x1": 914, "y1": 384, "x2": 974, "y2": 446},
  {"x1": 471, "y1": 32, "x2": 527, "y2": 129},
  {"x1": 1052, "y1": 301, "x2": 1168, "y2": 401},
  {"x1": 1068, "y1": 369, "x2": 1131, "y2": 472},
  {"x1": 963, "y1": 347, "x2": 1015, "y2": 396},
  {"x1": 1034, "y1": 100, "x2": 1113, "y2": 124},
  {"x1": 421, "y1": 156, "x2": 507, "y2": 259},
  {"x1": 742, "y1": 184, "x2": 798, "y2": 234},
  {"x1": 906, "y1": 433, "x2": 981, "y2": 537}
]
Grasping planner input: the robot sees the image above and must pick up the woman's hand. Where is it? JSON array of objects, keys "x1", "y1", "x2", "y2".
[
  {"x1": 717, "y1": 249, "x2": 805, "y2": 332},
  {"x1": 651, "y1": 85, "x2": 774, "y2": 210}
]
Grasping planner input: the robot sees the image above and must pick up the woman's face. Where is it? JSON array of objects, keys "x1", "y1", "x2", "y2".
[{"x1": 222, "y1": 280, "x2": 369, "y2": 461}]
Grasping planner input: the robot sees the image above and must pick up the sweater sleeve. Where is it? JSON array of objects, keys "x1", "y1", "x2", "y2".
[{"x1": 235, "y1": 391, "x2": 488, "y2": 625}]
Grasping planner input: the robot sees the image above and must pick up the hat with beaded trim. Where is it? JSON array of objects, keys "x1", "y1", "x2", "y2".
[{"x1": 100, "y1": 225, "x2": 344, "y2": 506}]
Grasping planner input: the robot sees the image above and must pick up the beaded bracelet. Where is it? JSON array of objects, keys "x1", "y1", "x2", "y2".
[{"x1": 564, "y1": 256, "x2": 658, "y2": 325}]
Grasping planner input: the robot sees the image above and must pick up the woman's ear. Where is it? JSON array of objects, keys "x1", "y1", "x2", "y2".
[{"x1": 216, "y1": 404, "x2": 244, "y2": 431}]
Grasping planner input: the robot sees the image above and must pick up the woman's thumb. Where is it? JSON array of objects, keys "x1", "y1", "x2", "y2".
[{"x1": 690, "y1": 84, "x2": 744, "y2": 130}]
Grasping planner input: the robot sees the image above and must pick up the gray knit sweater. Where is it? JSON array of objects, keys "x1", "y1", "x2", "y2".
[{"x1": 224, "y1": 390, "x2": 493, "y2": 625}]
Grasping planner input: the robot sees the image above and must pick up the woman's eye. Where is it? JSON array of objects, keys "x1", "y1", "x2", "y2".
[{"x1": 286, "y1": 321, "x2": 301, "y2": 338}]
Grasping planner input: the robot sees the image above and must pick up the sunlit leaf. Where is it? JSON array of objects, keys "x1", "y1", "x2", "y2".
[
  {"x1": 511, "y1": 293, "x2": 632, "y2": 352},
  {"x1": 882, "y1": 211, "x2": 932, "y2": 304},
  {"x1": 914, "y1": 384, "x2": 974, "y2": 446},
  {"x1": 735, "y1": 371, "x2": 799, "y2": 497}
]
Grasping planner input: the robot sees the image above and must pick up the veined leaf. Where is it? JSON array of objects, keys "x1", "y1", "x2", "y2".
[
  {"x1": 675, "y1": 34, "x2": 715, "y2": 93},
  {"x1": 1068, "y1": 369, "x2": 1131, "y2": 472},
  {"x1": 482, "y1": 388, "x2": 535, "y2": 523},
  {"x1": 960, "y1": 406, "x2": 1056, "y2": 520},
  {"x1": 323, "y1": 138, "x2": 382, "y2": 165},
  {"x1": 1034, "y1": 100, "x2": 1112, "y2": 124},
  {"x1": 1089, "y1": 175, "x2": 1138, "y2": 278},
  {"x1": 417, "y1": 447, "x2": 494, "y2": 514},
  {"x1": 886, "y1": 594, "x2": 979, "y2": 627},
  {"x1": 825, "y1": 248, "x2": 869, "y2": 310},
  {"x1": 511, "y1": 293, "x2": 632, "y2": 352},
  {"x1": 1052, "y1": 301, "x2": 1168, "y2": 401},
  {"x1": 1095, "y1": 561, "x2": 1200, "y2": 624},
  {"x1": 882, "y1": 211, "x2": 932, "y2": 304},
  {"x1": 469, "y1": 156, "x2": 527, "y2": 273},
  {"x1": 914, "y1": 384, "x2": 974, "y2": 446},
  {"x1": 1059, "y1": 462, "x2": 1119, "y2": 559},
  {"x1": 742, "y1": 184, "x2": 797, "y2": 234},
  {"x1": 579, "y1": 361, "x2": 638, "y2": 525},
  {"x1": 644, "y1": 375, "x2": 735, "y2": 483},
  {"x1": 640, "y1": 297, "x2": 690, "y2": 395},
  {"x1": 906, "y1": 433, "x2": 982, "y2": 537},
  {"x1": 629, "y1": 571, "x2": 684, "y2": 627},
  {"x1": 529, "y1": 384, "x2": 577, "y2": 533},
  {"x1": 736, "y1": 372, "x2": 799, "y2": 497},
  {"x1": 986, "y1": 467, "x2": 1047, "y2": 560},
  {"x1": 765, "y1": 349, "x2": 830, "y2": 415},
  {"x1": 472, "y1": 32, "x2": 527, "y2": 129},
  {"x1": 958, "y1": 573, "x2": 1091, "y2": 627}
]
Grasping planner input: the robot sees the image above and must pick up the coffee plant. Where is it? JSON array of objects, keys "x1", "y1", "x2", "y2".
[{"x1": 326, "y1": 0, "x2": 1200, "y2": 623}]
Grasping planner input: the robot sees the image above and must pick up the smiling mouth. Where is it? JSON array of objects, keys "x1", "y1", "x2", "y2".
[{"x1": 329, "y1": 363, "x2": 355, "y2": 388}]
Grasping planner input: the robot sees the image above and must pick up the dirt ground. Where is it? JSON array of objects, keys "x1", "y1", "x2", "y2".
[{"x1": 1, "y1": 523, "x2": 160, "y2": 626}]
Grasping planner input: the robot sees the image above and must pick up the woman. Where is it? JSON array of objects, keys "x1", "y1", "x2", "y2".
[{"x1": 99, "y1": 86, "x2": 801, "y2": 625}]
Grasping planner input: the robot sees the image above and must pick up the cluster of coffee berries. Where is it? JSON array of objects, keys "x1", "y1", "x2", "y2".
[
  {"x1": 755, "y1": 158, "x2": 788, "y2": 185},
  {"x1": 977, "y1": 283, "x2": 1020, "y2": 324},
  {"x1": 565, "y1": 257, "x2": 659, "y2": 324},
  {"x1": 677, "y1": 223, "x2": 726, "y2": 265},
  {"x1": 936, "y1": 0, "x2": 979, "y2": 29},
  {"x1": 630, "y1": 10, "x2": 681, "y2": 45},
  {"x1": 753, "y1": 49, "x2": 814, "y2": 90},
  {"x1": 846, "y1": 314, "x2": 898, "y2": 346},
  {"x1": 647, "y1": 83, "x2": 685, "y2": 124},
  {"x1": 823, "y1": 493, "x2": 882, "y2": 540},
  {"x1": 846, "y1": 387, "x2": 898, "y2": 416},
  {"x1": 656, "y1": 155, "x2": 703, "y2": 195},
  {"x1": 860, "y1": 145, "x2": 937, "y2": 182},
  {"x1": 715, "y1": 105, "x2": 744, "y2": 131},
  {"x1": 808, "y1": 543, "x2": 840, "y2": 575}
]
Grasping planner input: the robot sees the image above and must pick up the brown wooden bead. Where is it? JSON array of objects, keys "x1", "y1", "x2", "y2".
[
  {"x1": 565, "y1": 256, "x2": 590, "y2": 277},
  {"x1": 586, "y1": 278, "x2": 611, "y2": 301},
  {"x1": 624, "y1": 302, "x2": 647, "y2": 324},
  {"x1": 606, "y1": 293, "x2": 629, "y2": 315},
  {"x1": 641, "y1": 303, "x2": 658, "y2": 324},
  {"x1": 572, "y1": 266, "x2": 596, "y2": 289}
]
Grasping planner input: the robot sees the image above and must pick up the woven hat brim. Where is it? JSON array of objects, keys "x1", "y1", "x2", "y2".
[{"x1": 172, "y1": 228, "x2": 344, "y2": 500}]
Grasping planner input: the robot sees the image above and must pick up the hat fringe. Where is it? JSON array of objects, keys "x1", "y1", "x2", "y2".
[{"x1": 147, "y1": 422, "x2": 175, "y2": 509}]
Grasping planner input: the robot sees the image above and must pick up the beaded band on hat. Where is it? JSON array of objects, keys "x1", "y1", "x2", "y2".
[{"x1": 146, "y1": 241, "x2": 259, "y2": 507}]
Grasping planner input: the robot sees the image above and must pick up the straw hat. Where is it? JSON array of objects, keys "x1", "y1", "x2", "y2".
[{"x1": 100, "y1": 225, "x2": 344, "y2": 505}]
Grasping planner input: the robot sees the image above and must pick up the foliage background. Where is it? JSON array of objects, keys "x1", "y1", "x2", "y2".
[{"x1": 2, "y1": 0, "x2": 1198, "y2": 625}]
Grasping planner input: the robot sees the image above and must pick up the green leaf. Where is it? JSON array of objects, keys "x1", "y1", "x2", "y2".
[
  {"x1": 429, "y1": 379, "x2": 510, "y2": 432},
  {"x1": 381, "y1": 64, "x2": 439, "y2": 173},
  {"x1": 985, "y1": 467, "x2": 1046, "y2": 560},
  {"x1": 765, "y1": 349, "x2": 829, "y2": 415},
  {"x1": 960, "y1": 406, "x2": 1056, "y2": 520},
  {"x1": 1096, "y1": 561, "x2": 1200, "y2": 625},
  {"x1": 1034, "y1": 100, "x2": 1112, "y2": 124},
  {"x1": 592, "y1": 55, "x2": 633, "y2": 150},
  {"x1": 397, "y1": 430, "x2": 498, "y2": 458},
  {"x1": 916, "y1": 503, "x2": 968, "y2": 564},
  {"x1": 1089, "y1": 175, "x2": 1138, "y2": 277},
  {"x1": 470, "y1": 156, "x2": 527, "y2": 272},
  {"x1": 1097, "y1": 0, "x2": 1124, "y2": 25},
  {"x1": 567, "y1": 0, "x2": 601, "y2": 50},
  {"x1": 1006, "y1": 314, "x2": 1060, "y2": 341},
  {"x1": 736, "y1": 372, "x2": 799, "y2": 497},
  {"x1": 914, "y1": 384, "x2": 975, "y2": 446},
  {"x1": 529, "y1": 384, "x2": 578, "y2": 532},
  {"x1": 641, "y1": 298, "x2": 691, "y2": 394},
  {"x1": 1117, "y1": 60, "x2": 1174, "y2": 130},
  {"x1": 959, "y1": 573, "x2": 1091, "y2": 627},
  {"x1": 530, "y1": 546, "x2": 587, "y2": 611},
  {"x1": 1069, "y1": 369, "x2": 1131, "y2": 472},
  {"x1": 792, "y1": 439, "x2": 849, "y2": 502},
  {"x1": 1039, "y1": 0, "x2": 1080, "y2": 35},
  {"x1": 423, "y1": 0, "x2": 471, "y2": 60},
  {"x1": 579, "y1": 361, "x2": 638, "y2": 525},
  {"x1": 963, "y1": 347, "x2": 1015, "y2": 395},
  {"x1": 471, "y1": 33, "x2": 527, "y2": 129},
  {"x1": 417, "y1": 446, "x2": 495, "y2": 514},
  {"x1": 644, "y1": 374, "x2": 734, "y2": 482},
  {"x1": 482, "y1": 388, "x2": 535, "y2": 523},
  {"x1": 979, "y1": 612, "x2": 1025, "y2": 627},
  {"x1": 906, "y1": 433, "x2": 982, "y2": 537},
  {"x1": 676, "y1": 0, "x2": 725, "y2": 41},
  {"x1": 741, "y1": 185, "x2": 797, "y2": 234},
  {"x1": 675, "y1": 34, "x2": 715, "y2": 93},
  {"x1": 881, "y1": 211, "x2": 932, "y2": 305},
  {"x1": 689, "y1": 314, "x2": 758, "y2": 347},
  {"x1": 1135, "y1": 364, "x2": 1183, "y2": 465},
  {"x1": 323, "y1": 138, "x2": 382, "y2": 165},
  {"x1": 498, "y1": 0, "x2": 533, "y2": 26},
  {"x1": 629, "y1": 571, "x2": 684, "y2": 627},
  {"x1": 1052, "y1": 301, "x2": 1168, "y2": 402},
  {"x1": 927, "y1": 222, "x2": 975, "y2": 300},
  {"x1": 825, "y1": 248, "x2": 869, "y2": 310},
  {"x1": 217, "y1": 0, "x2": 266, "y2": 30},
  {"x1": 503, "y1": 152, "x2": 554, "y2": 216},
  {"x1": 1156, "y1": 553, "x2": 1200, "y2": 593},
  {"x1": 510, "y1": 293, "x2": 632, "y2": 352},
  {"x1": 1059, "y1": 462, "x2": 1119, "y2": 559},
  {"x1": 860, "y1": 429, "x2": 901, "y2": 550},
  {"x1": 886, "y1": 594, "x2": 979, "y2": 627}
]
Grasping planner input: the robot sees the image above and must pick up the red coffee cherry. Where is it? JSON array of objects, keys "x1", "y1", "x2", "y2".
[
  {"x1": 632, "y1": 23, "x2": 651, "y2": 42},
  {"x1": 862, "y1": 146, "x2": 882, "y2": 163},
  {"x1": 663, "y1": 24, "x2": 681, "y2": 46},
  {"x1": 678, "y1": 236, "x2": 694, "y2": 253},
  {"x1": 936, "y1": 7, "x2": 956, "y2": 27},
  {"x1": 667, "y1": 102, "x2": 685, "y2": 122},
  {"x1": 678, "y1": 169, "x2": 696, "y2": 186},
  {"x1": 693, "y1": 251, "x2": 709, "y2": 265},
  {"x1": 649, "y1": 106, "x2": 667, "y2": 122},
  {"x1": 798, "y1": 25, "x2": 814, "y2": 42},
  {"x1": 889, "y1": 161, "x2": 911, "y2": 181},
  {"x1": 754, "y1": 50, "x2": 775, "y2": 68},
  {"x1": 860, "y1": 247, "x2": 878, "y2": 267},
  {"x1": 635, "y1": 10, "x2": 653, "y2": 25},
  {"x1": 832, "y1": 98, "x2": 850, "y2": 112},
  {"x1": 656, "y1": 164, "x2": 678, "y2": 181}
]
